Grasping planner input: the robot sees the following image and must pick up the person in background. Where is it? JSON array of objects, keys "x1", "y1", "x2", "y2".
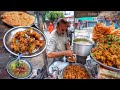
[
  {"x1": 110, "y1": 20, "x2": 119, "y2": 29},
  {"x1": 80, "y1": 23, "x2": 83, "y2": 30},
  {"x1": 47, "y1": 18, "x2": 73, "y2": 60},
  {"x1": 67, "y1": 22, "x2": 74, "y2": 45},
  {"x1": 48, "y1": 22, "x2": 54, "y2": 33}
]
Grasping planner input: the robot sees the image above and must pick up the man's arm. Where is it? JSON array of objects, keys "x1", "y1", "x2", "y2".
[
  {"x1": 47, "y1": 50, "x2": 73, "y2": 58},
  {"x1": 47, "y1": 36, "x2": 72, "y2": 58},
  {"x1": 48, "y1": 41, "x2": 72, "y2": 58}
]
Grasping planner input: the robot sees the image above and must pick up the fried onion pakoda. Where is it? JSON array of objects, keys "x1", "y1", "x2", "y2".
[
  {"x1": 10, "y1": 28, "x2": 45, "y2": 54},
  {"x1": 92, "y1": 23, "x2": 115, "y2": 42},
  {"x1": 91, "y1": 34, "x2": 120, "y2": 69},
  {"x1": 63, "y1": 64, "x2": 90, "y2": 79},
  {"x1": 111, "y1": 28, "x2": 120, "y2": 38}
]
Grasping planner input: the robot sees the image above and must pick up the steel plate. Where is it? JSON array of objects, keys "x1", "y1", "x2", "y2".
[{"x1": 3, "y1": 26, "x2": 47, "y2": 57}]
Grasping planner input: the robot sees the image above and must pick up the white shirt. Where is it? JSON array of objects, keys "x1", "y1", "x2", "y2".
[{"x1": 47, "y1": 29, "x2": 68, "y2": 55}]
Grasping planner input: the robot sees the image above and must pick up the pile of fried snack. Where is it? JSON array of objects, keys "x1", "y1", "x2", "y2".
[
  {"x1": 91, "y1": 23, "x2": 120, "y2": 69},
  {"x1": 92, "y1": 22, "x2": 120, "y2": 42},
  {"x1": 63, "y1": 64, "x2": 90, "y2": 79},
  {"x1": 10, "y1": 28, "x2": 45, "y2": 54}
]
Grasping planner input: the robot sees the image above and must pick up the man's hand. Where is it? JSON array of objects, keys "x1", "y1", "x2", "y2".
[{"x1": 64, "y1": 50, "x2": 73, "y2": 57}]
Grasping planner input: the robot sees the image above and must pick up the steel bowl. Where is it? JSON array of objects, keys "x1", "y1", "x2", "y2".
[
  {"x1": 7, "y1": 58, "x2": 32, "y2": 79},
  {"x1": 62, "y1": 63, "x2": 92, "y2": 79},
  {"x1": 90, "y1": 51, "x2": 120, "y2": 72},
  {"x1": 73, "y1": 38, "x2": 94, "y2": 56},
  {"x1": 3, "y1": 26, "x2": 47, "y2": 57}
]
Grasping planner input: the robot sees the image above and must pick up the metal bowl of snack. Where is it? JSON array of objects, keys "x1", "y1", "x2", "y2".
[
  {"x1": 90, "y1": 34, "x2": 120, "y2": 72},
  {"x1": 62, "y1": 63, "x2": 92, "y2": 79},
  {"x1": 1, "y1": 11, "x2": 35, "y2": 27},
  {"x1": 7, "y1": 58, "x2": 32, "y2": 79},
  {"x1": 3, "y1": 26, "x2": 47, "y2": 57},
  {"x1": 90, "y1": 52, "x2": 120, "y2": 72}
]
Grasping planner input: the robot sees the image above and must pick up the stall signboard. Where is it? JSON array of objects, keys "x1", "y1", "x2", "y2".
[{"x1": 74, "y1": 11, "x2": 101, "y2": 18}]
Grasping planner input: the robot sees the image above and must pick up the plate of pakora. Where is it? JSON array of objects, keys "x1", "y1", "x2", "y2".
[
  {"x1": 90, "y1": 34, "x2": 120, "y2": 72},
  {"x1": 3, "y1": 26, "x2": 47, "y2": 57},
  {"x1": 91, "y1": 22, "x2": 120, "y2": 72}
]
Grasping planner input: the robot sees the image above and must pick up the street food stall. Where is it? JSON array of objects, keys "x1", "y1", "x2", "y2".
[
  {"x1": 0, "y1": 11, "x2": 49, "y2": 79},
  {"x1": 0, "y1": 11, "x2": 120, "y2": 79}
]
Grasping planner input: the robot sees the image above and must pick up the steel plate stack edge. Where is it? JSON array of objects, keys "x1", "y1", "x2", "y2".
[
  {"x1": 85, "y1": 56, "x2": 99, "y2": 79},
  {"x1": 86, "y1": 57, "x2": 120, "y2": 79},
  {"x1": 96, "y1": 65, "x2": 120, "y2": 79},
  {"x1": 46, "y1": 59, "x2": 69, "y2": 79}
]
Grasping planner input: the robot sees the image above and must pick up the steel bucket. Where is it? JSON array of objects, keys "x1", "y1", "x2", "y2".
[{"x1": 73, "y1": 38, "x2": 94, "y2": 56}]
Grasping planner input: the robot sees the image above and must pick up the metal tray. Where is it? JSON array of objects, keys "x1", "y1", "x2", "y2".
[
  {"x1": 90, "y1": 52, "x2": 120, "y2": 72},
  {"x1": 3, "y1": 26, "x2": 47, "y2": 57}
]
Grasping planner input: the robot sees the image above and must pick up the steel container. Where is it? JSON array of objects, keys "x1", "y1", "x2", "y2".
[{"x1": 73, "y1": 38, "x2": 94, "y2": 56}]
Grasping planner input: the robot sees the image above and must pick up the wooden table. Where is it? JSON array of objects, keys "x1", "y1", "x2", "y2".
[{"x1": 0, "y1": 11, "x2": 45, "y2": 79}]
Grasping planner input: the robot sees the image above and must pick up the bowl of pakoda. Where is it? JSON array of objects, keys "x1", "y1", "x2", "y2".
[
  {"x1": 3, "y1": 26, "x2": 47, "y2": 57},
  {"x1": 90, "y1": 34, "x2": 120, "y2": 72},
  {"x1": 62, "y1": 63, "x2": 91, "y2": 79}
]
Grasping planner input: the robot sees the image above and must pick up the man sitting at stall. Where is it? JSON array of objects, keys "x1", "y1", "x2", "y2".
[{"x1": 47, "y1": 18, "x2": 73, "y2": 60}]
